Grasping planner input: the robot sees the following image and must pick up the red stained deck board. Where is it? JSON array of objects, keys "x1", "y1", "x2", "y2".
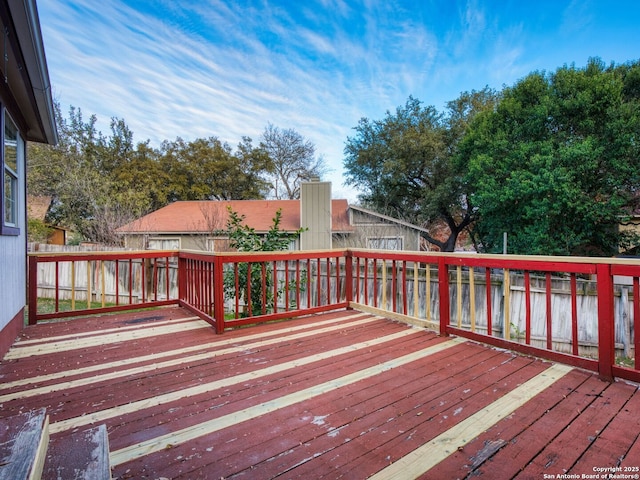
[
  {"x1": 560, "y1": 381, "x2": 640, "y2": 475},
  {"x1": 467, "y1": 374, "x2": 611, "y2": 479},
  {"x1": 178, "y1": 349, "x2": 539, "y2": 479},
  {"x1": 426, "y1": 368, "x2": 592, "y2": 479},
  {"x1": 200, "y1": 347, "x2": 507, "y2": 480},
  {"x1": 518, "y1": 379, "x2": 637, "y2": 477},
  {"x1": 324, "y1": 356, "x2": 548, "y2": 479},
  {"x1": 2, "y1": 314, "x2": 384, "y2": 410},
  {"x1": 104, "y1": 327, "x2": 447, "y2": 451},
  {"x1": 114, "y1": 341, "x2": 492, "y2": 478},
  {"x1": 4, "y1": 311, "x2": 367, "y2": 385},
  {"x1": 2, "y1": 306, "x2": 639, "y2": 479}
]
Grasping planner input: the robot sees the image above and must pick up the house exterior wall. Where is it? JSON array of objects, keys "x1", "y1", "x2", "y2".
[
  {"x1": 0, "y1": 112, "x2": 27, "y2": 356},
  {"x1": 334, "y1": 209, "x2": 422, "y2": 251},
  {"x1": 0, "y1": 158, "x2": 26, "y2": 354}
]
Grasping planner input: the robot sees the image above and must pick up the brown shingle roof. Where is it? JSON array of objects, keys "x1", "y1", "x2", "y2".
[{"x1": 117, "y1": 199, "x2": 353, "y2": 234}]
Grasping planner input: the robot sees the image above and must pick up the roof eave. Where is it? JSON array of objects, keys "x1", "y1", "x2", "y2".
[{"x1": 8, "y1": 0, "x2": 57, "y2": 144}]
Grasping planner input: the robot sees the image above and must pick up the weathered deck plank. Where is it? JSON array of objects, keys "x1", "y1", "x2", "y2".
[{"x1": 1, "y1": 305, "x2": 639, "y2": 479}]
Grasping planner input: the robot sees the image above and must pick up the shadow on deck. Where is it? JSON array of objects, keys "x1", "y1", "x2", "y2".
[{"x1": 1, "y1": 306, "x2": 639, "y2": 479}]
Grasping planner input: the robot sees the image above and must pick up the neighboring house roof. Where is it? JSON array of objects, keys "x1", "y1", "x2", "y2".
[{"x1": 117, "y1": 199, "x2": 353, "y2": 235}]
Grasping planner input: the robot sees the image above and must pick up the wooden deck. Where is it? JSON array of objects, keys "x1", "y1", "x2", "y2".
[{"x1": 1, "y1": 306, "x2": 639, "y2": 479}]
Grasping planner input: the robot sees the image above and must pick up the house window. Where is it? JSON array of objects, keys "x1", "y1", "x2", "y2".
[
  {"x1": 1, "y1": 111, "x2": 22, "y2": 235},
  {"x1": 368, "y1": 237, "x2": 403, "y2": 251},
  {"x1": 148, "y1": 237, "x2": 181, "y2": 250}
]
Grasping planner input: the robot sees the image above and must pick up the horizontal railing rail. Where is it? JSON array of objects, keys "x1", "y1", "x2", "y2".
[
  {"x1": 27, "y1": 249, "x2": 640, "y2": 382},
  {"x1": 27, "y1": 250, "x2": 180, "y2": 323}
]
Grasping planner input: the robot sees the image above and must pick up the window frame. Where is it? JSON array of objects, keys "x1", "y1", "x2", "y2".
[
  {"x1": 367, "y1": 236, "x2": 404, "y2": 251},
  {"x1": 1, "y1": 108, "x2": 22, "y2": 236}
]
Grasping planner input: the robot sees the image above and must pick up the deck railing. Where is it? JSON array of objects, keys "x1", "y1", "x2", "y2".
[{"x1": 28, "y1": 249, "x2": 640, "y2": 382}]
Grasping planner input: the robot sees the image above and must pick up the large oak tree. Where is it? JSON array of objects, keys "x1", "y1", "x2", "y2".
[
  {"x1": 460, "y1": 58, "x2": 640, "y2": 256},
  {"x1": 343, "y1": 90, "x2": 497, "y2": 251}
]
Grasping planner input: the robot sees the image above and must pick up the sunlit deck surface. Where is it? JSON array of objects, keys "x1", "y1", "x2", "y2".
[{"x1": 2, "y1": 306, "x2": 639, "y2": 479}]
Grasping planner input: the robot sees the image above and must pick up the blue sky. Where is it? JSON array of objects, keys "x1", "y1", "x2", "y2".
[{"x1": 37, "y1": 0, "x2": 640, "y2": 200}]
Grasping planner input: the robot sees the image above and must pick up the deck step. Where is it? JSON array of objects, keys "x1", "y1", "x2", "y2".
[
  {"x1": 0, "y1": 408, "x2": 49, "y2": 480},
  {"x1": 43, "y1": 425, "x2": 111, "y2": 480}
]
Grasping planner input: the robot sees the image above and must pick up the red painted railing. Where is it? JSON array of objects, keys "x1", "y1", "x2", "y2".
[{"x1": 27, "y1": 249, "x2": 640, "y2": 382}]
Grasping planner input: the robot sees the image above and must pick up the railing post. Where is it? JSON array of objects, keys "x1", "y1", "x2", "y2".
[
  {"x1": 344, "y1": 250, "x2": 353, "y2": 308},
  {"x1": 596, "y1": 263, "x2": 615, "y2": 381},
  {"x1": 27, "y1": 255, "x2": 38, "y2": 325},
  {"x1": 437, "y1": 256, "x2": 450, "y2": 337},
  {"x1": 213, "y1": 254, "x2": 225, "y2": 334},
  {"x1": 177, "y1": 254, "x2": 185, "y2": 303}
]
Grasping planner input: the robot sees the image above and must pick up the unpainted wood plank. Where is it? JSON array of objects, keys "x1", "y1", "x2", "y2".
[
  {"x1": 115, "y1": 339, "x2": 488, "y2": 479},
  {"x1": 5, "y1": 321, "x2": 210, "y2": 360},
  {"x1": 108, "y1": 339, "x2": 462, "y2": 467},
  {"x1": 469, "y1": 374, "x2": 610, "y2": 479},
  {"x1": 0, "y1": 409, "x2": 48, "y2": 480},
  {"x1": 427, "y1": 368, "x2": 592, "y2": 479}
]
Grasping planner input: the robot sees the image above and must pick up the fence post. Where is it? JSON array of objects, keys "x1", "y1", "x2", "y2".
[
  {"x1": 344, "y1": 250, "x2": 353, "y2": 308},
  {"x1": 213, "y1": 254, "x2": 225, "y2": 334},
  {"x1": 28, "y1": 255, "x2": 38, "y2": 325},
  {"x1": 596, "y1": 263, "x2": 615, "y2": 381},
  {"x1": 437, "y1": 256, "x2": 450, "y2": 337}
]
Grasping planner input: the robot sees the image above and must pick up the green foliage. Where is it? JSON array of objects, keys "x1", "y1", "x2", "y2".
[
  {"x1": 460, "y1": 58, "x2": 640, "y2": 256},
  {"x1": 27, "y1": 103, "x2": 273, "y2": 245},
  {"x1": 223, "y1": 208, "x2": 305, "y2": 316},
  {"x1": 344, "y1": 90, "x2": 497, "y2": 251},
  {"x1": 27, "y1": 218, "x2": 53, "y2": 243}
]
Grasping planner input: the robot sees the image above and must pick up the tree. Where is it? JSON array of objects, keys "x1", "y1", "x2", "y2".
[
  {"x1": 343, "y1": 91, "x2": 497, "y2": 251},
  {"x1": 260, "y1": 123, "x2": 327, "y2": 199},
  {"x1": 223, "y1": 208, "x2": 304, "y2": 316},
  {"x1": 460, "y1": 58, "x2": 640, "y2": 256},
  {"x1": 27, "y1": 103, "x2": 275, "y2": 245},
  {"x1": 158, "y1": 136, "x2": 271, "y2": 202},
  {"x1": 27, "y1": 104, "x2": 152, "y2": 245}
]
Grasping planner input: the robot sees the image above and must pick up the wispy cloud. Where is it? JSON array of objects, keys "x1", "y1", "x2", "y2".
[{"x1": 38, "y1": 0, "x2": 640, "y2": 200}]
